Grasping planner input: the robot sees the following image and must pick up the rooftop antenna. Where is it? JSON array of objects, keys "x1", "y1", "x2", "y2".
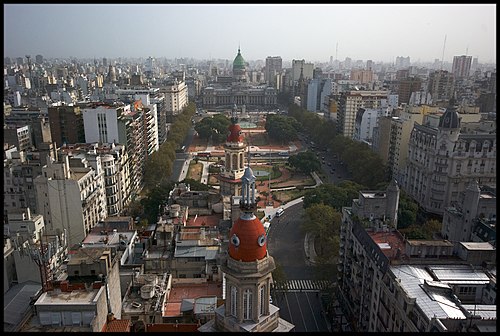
[
  {"x1": 465, "y1": 45, "x2": 469, "y2": 56},
  {"x1": 335, "y1": 42, "x2": 338, "y2": 61},
  {"x1": 440, "y1": 34, "x2": 447, "y2": 70}
]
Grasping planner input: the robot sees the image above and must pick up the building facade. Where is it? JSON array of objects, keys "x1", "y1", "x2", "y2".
[
  {"x1": 34, "y1": 155, "x2": 107, "y2": 247},
  {"x1": 337, "y1": 90, "x2": 389, "y2": 139},
  {"x1": 402, "y1": 107, "x2": 496, "y2": 216}
]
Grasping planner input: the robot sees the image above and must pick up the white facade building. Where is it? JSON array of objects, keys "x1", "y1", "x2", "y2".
[
  {"x1": 34, "y1": 155, "x2": 107, "y2": 247},
  {"x1": 161, "y1": 79, "x2": 189, "y2": 115},
  {"x1": 337, "y1": 90, "x2": 389, "y2": 139}
]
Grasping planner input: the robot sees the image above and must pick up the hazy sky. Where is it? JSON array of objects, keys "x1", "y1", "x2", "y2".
[{"x1": 4, "y1": 4, "x2": 497, "y2": 63}]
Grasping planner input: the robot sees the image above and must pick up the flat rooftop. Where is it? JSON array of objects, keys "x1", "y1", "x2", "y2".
[
  {"x1": 164, "y1": 282, "x2": 222, "y2": 318},
  {"x1": 369, "y1": 229, "x2": 406, "y2": 260},
  {"x1": 35, "y1": 287, "x2": 102, "y2": 306}
]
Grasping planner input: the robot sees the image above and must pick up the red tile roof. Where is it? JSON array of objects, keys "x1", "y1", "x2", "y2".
[{"x1": 103, "y1": 319, "x2": 131, "y2": 332}]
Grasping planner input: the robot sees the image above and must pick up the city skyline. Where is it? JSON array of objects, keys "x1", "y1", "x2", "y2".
[{"x1": 4, "y1": 3, "x2": 497, "y2": 64}]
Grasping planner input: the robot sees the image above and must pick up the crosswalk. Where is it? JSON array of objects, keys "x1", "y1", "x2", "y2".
[{"x1": 272, "y1": 279, "x2": 334, "y2": 292}]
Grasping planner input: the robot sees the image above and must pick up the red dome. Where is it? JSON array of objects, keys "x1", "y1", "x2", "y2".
[
  {"x1": 227, "y1": 123, "x2": 243, "y2": 143},
  {"x1": 228, "y1": 216, "x2": 267, "y2": 262}
]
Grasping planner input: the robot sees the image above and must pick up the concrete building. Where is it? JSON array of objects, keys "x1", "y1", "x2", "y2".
[
  {"x1": 82, "y1": 102, "x2": 154, "y2": 197},
  {"x1": 452, "y1": 55, "x2": 472, "y2": 79},
  {"x1": 21, "y1": 248, "x2": 122, "y2": 332},
  {"x1": 306, "y1": 78, "x2": 333, "y2": 112},
  {"x1": 48, "y1": 104, "x2": 85, "y2": 147},
  {"x1": 8, "y1": 227, "x2": 68, "y2": 290},
  {"x1": 441, "y1": 180, "x2": 496, "y2": 247},
  {"x1": 372, "y1": 105, "x2": 441, "y2": 180},
  {"x1": 34, "y1": 154, "x2": 107, "y2": 247},
  {"x1": 115, "y1": 87, "x2": 167, "y2": 145},
  {"x1": 350, "y1": 69, "x2": 374, "y2": 84},
  {"x1": 199, "y1": 164, "x2": 294, "y2": 332},
  {"x1": 402, "y1": 106, "x2": 496, "y2": 216},
  {"x1": 337, "y1": 90, "x2": 389, "y2": 139},
  {"x1": 160, "y1": 78, "x2": 189, "y2": 116},
  {"x1": 264, "y1": 56, "x2": 282, "y2": 90},
  {"x1": 121, "y1": 272, "x2": 170, "y2": 324},
  {"x1": 4, "y1": 124, "x2": 33, "y2": 152},
  {"x1": 428, "y1": 70, "x2": 455, "y2": 104},
  {"x1": 292, "y1": 59, "x2": 314, "y2": 83},
  {"x1": 3, "y1": 145, "x2": 58, "y2": 221},
  {"x1": 5, "y1": 109, "x2": 52, "y2": 148},
  {"x1": 397, "y1": 77, "x2": 422, "y2": 105},
  {"x1": 353, "y1": 107, "x2": 389, "y2": 145},
  {"x1": 338, "y1": 187, "x2": 496, "y2": 332},
  {"x1": 60, "y1": 142, "x2": 131, "y2": 216}
]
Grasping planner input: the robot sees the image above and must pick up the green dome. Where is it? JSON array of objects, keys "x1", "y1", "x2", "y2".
[{"x1": 233, "y1": 48, "x2": 246, "y2": 69}]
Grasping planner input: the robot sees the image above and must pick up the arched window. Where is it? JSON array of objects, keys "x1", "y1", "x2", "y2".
[
  {"x1": 232, "y1": 153, "x2": 238, "y2": 170},
  {"x1": 230, "y1": 286, "x2": 238, "y2": 317},
  {"x1": 243, "y1": 288, "x2": 252, "y2": 320},
  {"x1": 259, "y1": 285, "x2": 266, "y2": 316}
]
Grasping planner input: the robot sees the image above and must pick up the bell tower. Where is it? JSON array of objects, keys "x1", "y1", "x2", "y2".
[
  {"x1": 219, "y1": 104, "x2": 247, "y2": 196},
  {"x1": 199, "y1": 158, "x2": 294, "y2": 332}
]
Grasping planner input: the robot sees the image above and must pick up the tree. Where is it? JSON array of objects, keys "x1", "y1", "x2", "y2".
[
  {"x1": 288, "y1": 151, "x2": 321, "y2": 174},
  {"x1": 303, "y1": 181, "x2": 363, "y2": 211},
  {"x1": 302, "y1": 203, "x2": 342, "y2": 279},
  {"x1": 194, "y1": 114, "x2": 231, "y2": 144}
]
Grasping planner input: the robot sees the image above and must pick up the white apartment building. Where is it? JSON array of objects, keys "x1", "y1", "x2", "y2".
[
  {"x1": 60, "y1": 143, "x2": 131, "y2": 217},
  {"x1": 337, "y1": 90, "x2": 389, "y2": 139},
  {"x1": 83, "y1": 102, "x2": 157, "y2": 196},
  {"x1": 34, "y1": 155, "x2": 107, "y2": 247},
  {"x1": 161, "y1": 78, "x2": 189, "y2": 115},
  {"x1": 353, "y1": 107, "x2": 389, "y2": 145}
]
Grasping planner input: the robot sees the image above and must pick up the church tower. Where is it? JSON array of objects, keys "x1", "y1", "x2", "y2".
[
  {"x1": 199, "y1": 158, "x2": 294, "y2": 332},
  {"x1": 219, "y1": 104, "x2": 247, "y2": 197},
  {"x1": 296, "y1": 65, "x2": 307, "y2": 108}
]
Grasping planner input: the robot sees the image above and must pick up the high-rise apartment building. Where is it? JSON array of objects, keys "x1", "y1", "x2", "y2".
[
  {"x1": 48, "y1": 104, "x2": 85, "y2": 147},
  {"x1": 452, "y1": 55, "x2": 472, "y2": 79},
  {"x1": 265, "y1": 56, "x2": 282, "y2": 89},
  {"x1": 397, "y1": 77, "x2": 422, "y2": 105},
  {"x1": 337, "y1": 90, "x2": 389, "y2": 139},
  {"x1": 427, "y1": 70, "x2": 455, "y2": 104},
  {"x1": 34, "y1": 155, "x2": 107, "y2": 247}
]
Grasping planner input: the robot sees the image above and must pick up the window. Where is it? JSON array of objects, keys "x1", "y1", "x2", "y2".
[
  {"x1": 259, "y1": 285, "x2": 266, "y2": 316},
  {"x1": 230, "y1": 286, "x2": 238, "y2": 317},
  {"x1": 243, "y1": 289, "x2": 252, "y2": 320}
]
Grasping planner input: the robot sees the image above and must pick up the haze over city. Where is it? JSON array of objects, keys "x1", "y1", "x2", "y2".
[{"x1": 3, "y1": 3, "x2": 497, "y2": 63}]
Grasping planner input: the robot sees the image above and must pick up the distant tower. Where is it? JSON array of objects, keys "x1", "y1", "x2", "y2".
[
  {"x1": 296, "y1": 66, "x2": 307, "y2": 108},
  {"x1": 219, "y1": 104, "x2": 247, "y2": 196},
  {"x1": 199, "y1": 159, "x2": 294, "y2": 332},
  {"x1": 105, "y1": 64, "x2": 117, "y2": 83}
]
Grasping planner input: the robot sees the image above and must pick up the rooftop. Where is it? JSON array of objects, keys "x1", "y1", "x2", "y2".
[
  {"x1": 34, "y1": 287, "x2": 102, "y2": 306},
  {"x1": 369, "y1": 229, "x2": 406, "y2": 260},
  {"x1": 164, "y1": 282, "x2": 223, "y2": 318}
]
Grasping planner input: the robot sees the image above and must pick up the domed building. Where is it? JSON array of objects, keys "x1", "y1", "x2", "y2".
[
  {"x1": 199, "y1": 160, "x2": 294, "y2": 332},
  {"x1": 402, "y1": 102, "x2": 496, "y2": 216},
  {"x1": 202, "y1": 47, "x2": 278, "y2": 109},
  {"x1": 232, "y1": 47, "x2": 247, "y2": 83}
]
